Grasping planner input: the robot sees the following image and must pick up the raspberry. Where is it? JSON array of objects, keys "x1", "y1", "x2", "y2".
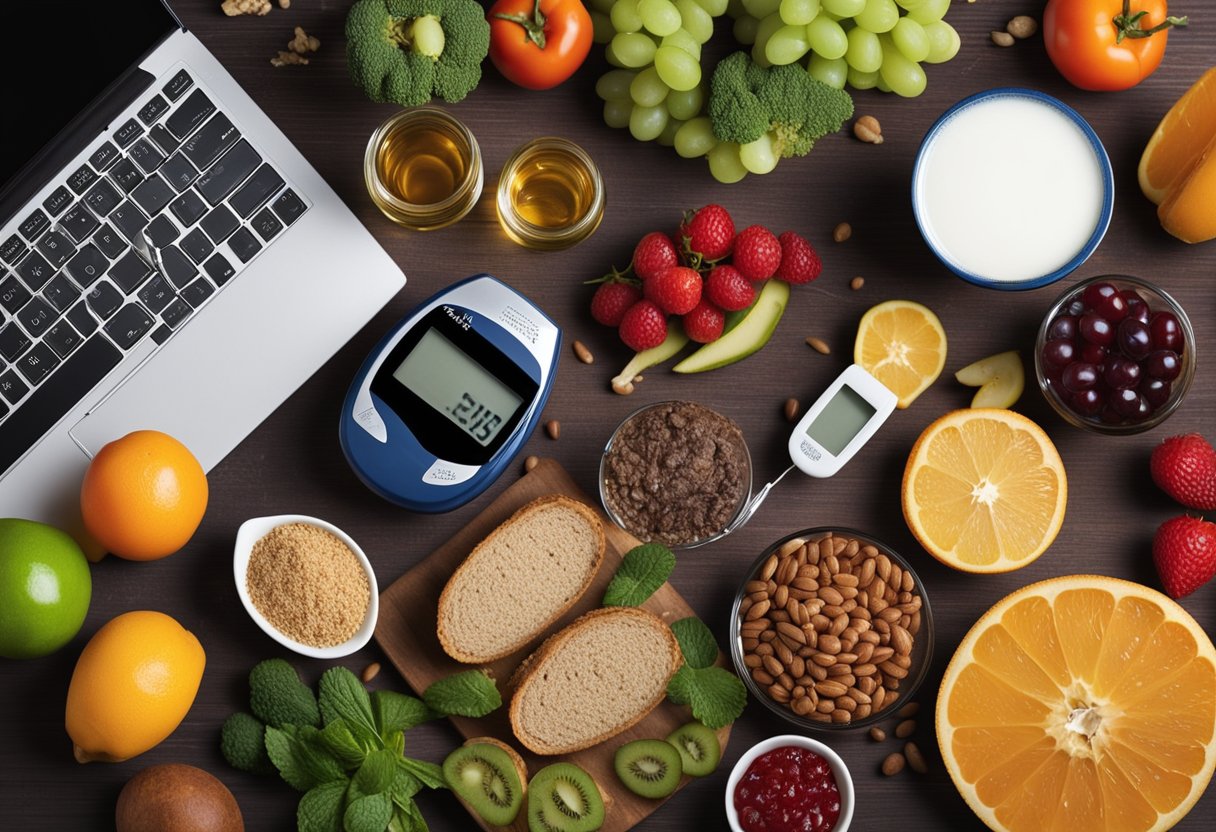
[
  {"x1": 618, "y1": 300, "x2": 668, "y2": 351},
  {"x1": 775, "y1": 231, "x2": 823, "y2": 285},
  {"x1": 632, "y1": 232, "x2": 679, "y2": 283},
  {"x1": 679, "y1": 204, "x2": 735, "y2": 263},
  {"x1": 705, "y1": 264, "x2": 756, "y2": 311},
  {"x1": 644, "y1": 265, "x2": 702, "y2": 316},
  {"x1": 682, "y1": 300, "x2": 725, "y2": 343},
  {"x1": 590, "y1": 282, "x2": 642, "y2": 327},
  {"x1": 732, "y1": 225, "x2": 782, "y2": 282}
]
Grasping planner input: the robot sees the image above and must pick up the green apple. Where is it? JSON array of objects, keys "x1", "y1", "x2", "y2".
[
  {"x1": 672, "y1": 280, "x2": 790, "y2": 373},
  {"x1": 955, "y1": 350, "x2": 1025, "y2": 408},
  {"x1": 0, "y1": 519, "x2": 92, "y2": 659},
  {"x1": 611, "y1": 321, "x2": 691, "y2": 393}
]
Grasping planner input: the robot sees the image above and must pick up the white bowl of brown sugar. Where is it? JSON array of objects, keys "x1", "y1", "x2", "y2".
[{"x1": 233, "y1": 515, "x2": 378, "y2": 659}]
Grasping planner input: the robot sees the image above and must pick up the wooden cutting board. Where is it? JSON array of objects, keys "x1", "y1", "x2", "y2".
[{"x1": 375, "y1": 458, "x2": 731, "y2": 832}]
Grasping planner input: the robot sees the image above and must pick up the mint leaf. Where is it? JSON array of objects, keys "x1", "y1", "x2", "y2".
[
  {"x1": 393, "y1": 799, "x2": 429, "y2": 832},
  {"x1": 383, "y1": 729, "x2": 405, "y2": 757},
  {"x1": 398, "y1": 756, "x2": 446, "y2": 790},
  {"x1": 297, "y1": 779, "x2": 347, "y2": 832},
  {"x1": 686, "y1": 666, "x2": 747, "y2": 729},
  {"x1": 344, "y1": 792, "x2": 393, "y2": 832},
  {"x1": 266, "y1": 725, "x2": 347, "y2": 792},
  {"x1": 319, "y1": 667, "x2": 378, "y2": 741},
  {"x1": 319, "y1": 721, "x2": 367, "y2": 768},
  {"x1": 390, "y1": 766, "x2": 422, "y2": 807},
  {"x1": 371, "y1": 690, "x2": 432, "y2": 736},
  {"x1": 666, "y1": 664, "x2": 694, "y2": 705},
  {"x1": 355, "y1": 748, "x2": 397, "y2": 796},
  {"x1": 671, "y1": 616, "x2": 718, "y2": 669},
  {"x1": 422, "y1": 670, "x2": 501, "y2": 718},
  {"x1": 602, "y1": 543, "x2": 676, "y2": 607}
]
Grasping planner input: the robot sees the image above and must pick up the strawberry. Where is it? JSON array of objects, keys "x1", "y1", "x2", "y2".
[
  {"x1": 775, "y1": 231, "x2": 823, "y2": 285},
  {"x1": 732, "y1": 225, "x2": 782, "y2": 282},
  {"x1": 632, "y1": 231, "x2": 679, "y2": 283},
  {"x1": 1151, "y1": 434, "x2": 1216, "y2": 511},
  {"x1": 1152, "y1": 514, "x2": 1216, "y2": 598},
  {"x1": 682, "y1": 300, "x2": 725, "y2": 343},
  {"x1": 679, "y1": 204, "x2": 735, "y2": 263},
  {"x1": 644, "y1": 265, "x2": 702, "y2": 315},
  {"x1": 590, "y1": 281, "x2": 642, "y2": 327},
  {"x1": 618, "y1": 300, "x2": 668, "y2": 351},
  {"x1": 705, "y1": 264, "x2": 756, "y2": 311}
]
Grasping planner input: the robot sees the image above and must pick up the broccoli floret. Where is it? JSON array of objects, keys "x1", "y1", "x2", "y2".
[
  {"x1": 346, "y1": 0, "x2": 490, "y2": 107},
  {"x1": 220, "y1": 712, "x2": 274, "y2": 775},
  {"x1": 249, "y1": 658, "x2": 321, "y2": 729},
  {"x1": 708, "y1": 51, "x2": 854, "y2": 159}
]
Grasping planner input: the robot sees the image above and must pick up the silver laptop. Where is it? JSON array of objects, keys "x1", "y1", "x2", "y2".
[{"x1": 0, "y1": 0, "x2": 405, "y2": 542}]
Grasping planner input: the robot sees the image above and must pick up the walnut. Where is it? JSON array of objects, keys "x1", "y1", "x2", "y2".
[
  {"x1": 271, "y1": 50, "x2": 309, "y2": 67},
  {"x1": 288, "y1": 26, "x2": 320, "y2": 55},
  {"x1": 222, "y1": 0, "x2": 272, "y2": 16}
]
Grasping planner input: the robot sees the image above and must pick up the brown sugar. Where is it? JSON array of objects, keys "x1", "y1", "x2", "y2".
[{"x1": 246, "y1": 523, "x2": 369, "y2": 647}]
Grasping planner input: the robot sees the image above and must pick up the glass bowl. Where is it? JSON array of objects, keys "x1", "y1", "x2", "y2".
[
  {"x1": 729, "y1": 528, "x2": 934, "y2": 732},
  {"x1": 1034, "y1": 274, "x2": 1196, "y2": 434},
  {"x1": 598, "y1": 400, "x2": 752, "y2": 550},
  {"x1": 725, "y1": 734, "x2": 854, "y2": 832}
]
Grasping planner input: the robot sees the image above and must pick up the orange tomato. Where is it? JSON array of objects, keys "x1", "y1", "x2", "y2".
[
  {"x1": 489, "y1": 0, "x2": 592, "y2": 90},
  {"x1": 1043, "y1": 0, "x2": 1189, "y2": 91},
  {"x1": 80, "y1": 430, "x2": 208, "y2": 561}
]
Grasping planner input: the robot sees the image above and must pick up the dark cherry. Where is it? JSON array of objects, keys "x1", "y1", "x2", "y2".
[
  {"x1": 1079, "y1": 312, "x2": 1115, "y2": 346},
  {"x1": 1150, "y1": 311, "x2": 1184, "y2": 353},
  {"x1": 1081, "y1": 282, "x2": 1129, "y2": 322},
  {"x1": 1042, "y1": 339, "x2": 1076, "y2": 369},
  {"x1": 1141, "y1": 378, "x2": 1172, "y2": 408},
  {"x1": 1116, "y1": 318, "x2": 1153, "y2": 361},
  {"x1": 1080, "y1": 343, "x2": 1107, "y2": 366},
  {"x1": 1099, "y1": 406, "x2": 1125, "y2": 425},
  {"x1": 1062, "y1": 362, "x2": 1099, "y2": 393},
  {"x1": 1123, "y1": 292, "x2": 1152, "y2": 324},
  {"x1": 1145, "y1": 350, "x2": 1181, "y2": 381},
  {"x1": 1110, "y1": 387, "x2": 1147, "y2": 419},
  {"x1": 1047, "y1": 315, "x2": 1078, "y2": 341},
  {"x1": 1070, "y1": 388, "x2": 1104, "y2": 416},
  {"x1": 1104, "y1": 358, "x2": 1141, "y2": 389},
  {"x1": 1066, "y1": 299, "x2": 1086, "y2": 317}
]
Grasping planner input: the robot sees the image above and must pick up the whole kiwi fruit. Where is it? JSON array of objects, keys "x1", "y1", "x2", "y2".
[{"x1": 116, "y1": 763, "x2": 244, "y2": 832}]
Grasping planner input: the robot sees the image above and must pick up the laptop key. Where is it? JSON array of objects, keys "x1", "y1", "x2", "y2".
[
  {"x1": 17, "y1": 297, "x2": 58, "y2": 338},
  {"x1": 92, "y1": 224, "x2": 128, "y2": 260},
  {"x1": 16, "y1": 252, "x2": 54, "y2": 291},
  {"x1": 158, "y1": 245, "x2": 197, "y2": 289},
  {"x1": 179, "y1": 228, "x2": 213, "y2": 264},
  {"x1": 159, "y1": 153, "x2": 199, "y2": 192},
  {"x1": 227, "y1": 228, "x2": 262, "y2": 264},
  {"x1": 108, "y1": 250, "x2": 152, "y2": 293},
  {"x1": 181, "y1": 113, "x2": 239, "y2": 170},
  {"x1": 200, "y1": 204, "x2": 239, "y2": 243},
  {"x1": 0, "y1": 335, "x2": 124, "y2": 476},
  {"x1": 196, "y1": 140, "x2": 261, "y2": 206},
  {"x1": 65, "y1": 244, "x2": 109, "y2": 289},
  {"x1": 229, "y1": 164, "x2": 285, "y2": 218},
  {"x1": 14, "y1": 342, "x2": 60, "y2": 386},
  {"x1": 110, "y1": 201, "x2": 149, "y2": 245},
  {"x1": 67, "y1": 165, "x2": 97, "y2": 195},
  {"x1": 181, "y1": 277, "x2": 215, "y2": 308},
  {"x1": 114, "y1": 118, "x2": 143, "y2": 148},
  {"x1": 108, "y1": 158, "x2": 144, "y2": 195},
  {"x1": 1, "y1": 234, "x2": 26, "y2": 265},
  {"x1": 0, "y1": 369, "x2": 29, "y2": 405},
  {"x1": 89, "y1": 141, "x2": 120, "y2": 172},
  {"x1": 137, "y1": 275, "x2": 175, "y2": 314},
  {"x1": 66, "y1": 301, "x2": 99, "y2": 337},
  {"x1": 163, "y1": 69, "x2": 193, "y2": 102},
  {"x1": 36, "y1": 229, "x2": 76, "y2": 269},
  {"x1": 60, "y1": 203, "x2": 101, "y2": 244},
  {"x1": 166, "y1": 90, "x2": 216, "y2": 141},
  {"x1": 149, "y1": 124, "x2": 181, "y2": 155},
  {"x1": 45, "y1": 321, "x2": 83, "y2": 358},
  {"x1": 104, "y1": 303, "x2": 155, "y2": 350},
  {"x1": 84, "y1": 179, "x2": 122, "y2": 217},
  {"x1": 19, "y1": 210, "x2": 49, "y2": 242},
  {"x1": 203, "y1": 252, "x2": 235, "y2": 286},
  {"x1": 271, "y1": 189, "x2": 306, "y2": 226},
  {"x1": 170, "y1": 190, "x2": 207, "y2": 226},
  {"x1": 129, "y1": 139, "x2": 167, "y2": 175},
  {"x1": 43, "y1": 186, "x2": 73, "y2": 217},
  {"x1": 131, "y1": 175, "x2": 175, "y2": 217},
  {"x1": 42, "y1": 274, "x2": 79, "y2": 313},
  {"x1": 251, "y1": 207, "x2": 284, "y2": 242},
  {"x1": 1, "y1": 274, "x2": 32, "y2": 314},
  {"x1": 151, "y1": 324, "x2": 173, "y2": 345},
  {"x1": 160, "y1": 297, "x2": 191, "y2": 330},
  {"x1": 0, "y1": 323, "x2": 31, "y2": 361},
  {"x1": 144, "y1": 215, "x2": 180, "y2": 248},
  {"x1": 137, "y1": 94, "x2": 170, "y2": 125},
  {"x1": 86, "y1": 282, "x2": 123, "y2": 319}
]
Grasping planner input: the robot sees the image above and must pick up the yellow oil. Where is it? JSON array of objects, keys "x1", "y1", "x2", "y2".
[
  {"x1": 508, "y1": 148, "x2": 596, "y2": 229},
  {"x1": 376, "y1": 123, "x2": 468, "y2": 206}
]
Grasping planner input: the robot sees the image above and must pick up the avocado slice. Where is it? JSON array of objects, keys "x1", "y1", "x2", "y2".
[
  {"x1": 610, "y1": 321, "x2": 691, "y2": 392},
  {"x1": 672, "y1": 280, "x2": 790, "y2": 373}
]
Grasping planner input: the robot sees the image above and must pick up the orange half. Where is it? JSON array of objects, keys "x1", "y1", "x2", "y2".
[
  {"x1": 854, "y1": 300, "x2": 947, "y2": 409},
  {"x1": 1139, "y1": 66, "x2": 1216, "y2": 205}
]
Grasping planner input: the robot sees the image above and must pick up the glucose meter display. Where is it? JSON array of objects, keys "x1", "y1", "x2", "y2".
[
  {"x1": 392, "y1": 328, "x2": 523, "y2": 446},
  {"x1": 806, "y1": 384, "x2": 877, "y2": 456}
]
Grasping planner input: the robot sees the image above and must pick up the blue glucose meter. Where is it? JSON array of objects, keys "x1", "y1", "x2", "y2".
[{"x1": 339, "y1": 274, "x2": 560, "y2": 512}]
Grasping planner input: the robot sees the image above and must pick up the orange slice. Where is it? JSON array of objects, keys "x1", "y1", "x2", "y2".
[
  {"x1": 1157, "y1": 135, "x2": 1216, "y2": 244},
  {"x1": 901, "y1": 409, "x2": 1066, "y2": 573},
  {"x1": 1139, "y1": 66, "x2": 1216, "y2": 205},
  {"x1": 854, "y1": 300, "x2": 947, "y2": 409},
  {"x1": 937, "y1": 575, "x2": 1216, "y2": 832}
]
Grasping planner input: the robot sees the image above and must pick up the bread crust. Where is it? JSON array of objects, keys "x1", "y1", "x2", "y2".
[
  {"x1": 507, "y1": 607, "x2": 683, "y2": 755},
  {"x1": 437, "y1": 494, "x2": 606, "y2": 664}
]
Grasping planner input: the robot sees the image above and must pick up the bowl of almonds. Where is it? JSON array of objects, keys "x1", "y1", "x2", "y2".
[{"x1": 729, "y1": 529, "x2": 933, "y2": 730}]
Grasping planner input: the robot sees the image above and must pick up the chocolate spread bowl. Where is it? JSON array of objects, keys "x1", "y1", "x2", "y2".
[{"x1": 598, "y1": 400, "x2": 752, "y2": 550}]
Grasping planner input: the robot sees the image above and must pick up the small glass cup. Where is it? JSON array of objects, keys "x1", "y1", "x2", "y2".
[
  {"x1": 496, "y1": 137, "x2": 605, "y2": 250},
  {"x1": 363, "y1": 107, "x2": 483, "y2": 231}
]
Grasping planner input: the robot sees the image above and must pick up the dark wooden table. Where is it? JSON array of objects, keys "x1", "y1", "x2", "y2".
[{"x1": 3, "y1": 1, "x2": 1214, "y2": 829}]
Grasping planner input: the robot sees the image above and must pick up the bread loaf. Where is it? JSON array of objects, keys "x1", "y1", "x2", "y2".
[
  {"x1": 437, "y1": 495, "x2": 605, "y2": 664},
  {"x1": 509, "y1": 607, "x2": 682, "y2": 755}
]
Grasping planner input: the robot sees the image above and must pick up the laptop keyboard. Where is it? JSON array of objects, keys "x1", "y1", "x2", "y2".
[{"x1": 0, "y1": 66, "x2": 309, "y2": 474}]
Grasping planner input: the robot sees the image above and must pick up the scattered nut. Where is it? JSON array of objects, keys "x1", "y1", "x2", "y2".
[
  {"x1": 806, "y1": 336, "x2": 831, "y2": 355},
  {"x1": 783, "y1": 398, "x2": 800, "y2": 423},
  {"x1": 850, "y1": 276, "x2": 865, "y2": 291},
  {"x1": 271, "y1": 51, "x2": 309, "y2": 67},
  {"x1": 523, "y1": 455, "x2": 540, "y2": 473},
  {"x1": 881, "y1": 752, "x2": 906, "y2": 776},
  {"x1": 853, "y1": 115, "x2": 883, "y2": 145},
  {"x1": 991, "y1": 31, "x2": 1015, "y2": 47},
  {"x1": 1007, "y1": 15, "x2": 1038, "y2": 39},
  {"x1": 869, "y1": 727, "x2": 887, "y2": 742},
  {"x1": 289, "y1": 26, "x2": 321, "y2": 55},
  {"x1": 832, "y1": 222, "x2": 852, "y2": 243},
  {"x1": 279, "y1": 0, "x2": 291, "y2": 7},
  {"x1": 222, "y1": 0, "x2": 271, "y2": 15},
  {"x1": 572, "y1": 340, "x2": 594, "y2": 364},
  {"x1": 905, "y1": 741, "x2": 929, "y2": 774},
  {"x1": 895, "y1": 719, "x2": 917, "y2": 739},
  {"x1": 360, "y1": 662, "x2": 381, "y2": 683},
  {"x1": 545, "y1": 419, "x2": 561, "y2": 440},
  {"x1": 898, "y1": 702, "x2": 920, "y2": 718},
  {"x1": 611, "y1": 378, "x2": 635, "y2": 395}
]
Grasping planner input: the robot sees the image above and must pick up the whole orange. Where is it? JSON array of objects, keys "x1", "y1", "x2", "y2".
[{"x1": 80, "y1": 431, "x2": 208, "y2": 561}]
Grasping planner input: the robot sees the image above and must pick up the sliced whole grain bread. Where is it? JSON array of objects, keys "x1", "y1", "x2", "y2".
[
  {"x1": 437, "y1": 495, "x2": 605, "y2": 664},
  {"x1": 508, "y1": 607, "x2": 682, "y2": 755}
]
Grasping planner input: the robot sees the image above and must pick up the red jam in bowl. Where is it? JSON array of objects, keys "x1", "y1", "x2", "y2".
[{"x1": 733, "y1": 745, "x2": 842, "y2": 832}]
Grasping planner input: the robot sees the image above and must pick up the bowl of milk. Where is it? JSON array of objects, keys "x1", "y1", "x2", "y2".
[{"x1": 912, "y1": 88, "x2": 1113, "y2": 290}]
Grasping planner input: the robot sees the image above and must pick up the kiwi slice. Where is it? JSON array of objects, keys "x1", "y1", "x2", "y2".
[
  {"x1": 526, "y1": 762, "x2": 605, "y2": 832},
  {"x1": 666, "y1": 721, "x2": 721, "y2": 777},
  {"x1": 614, "y1": 738, "x2": 683, "y2": 799},
  {"x1": 443, "y1": 740, "x2": 525, "y2": 828}
]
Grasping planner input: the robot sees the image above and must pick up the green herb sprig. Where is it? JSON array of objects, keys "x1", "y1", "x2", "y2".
[{"x1": 665, "y1": 617, "x2": 747, "y2": 729}]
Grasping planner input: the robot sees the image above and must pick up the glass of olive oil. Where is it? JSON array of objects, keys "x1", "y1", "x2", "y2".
[
  {"x1": 496, "y1": 138, "x2": 605, "y2": 250},
  {"x1": 363, "y1": 107, "x2": 483, "y2": 231}
]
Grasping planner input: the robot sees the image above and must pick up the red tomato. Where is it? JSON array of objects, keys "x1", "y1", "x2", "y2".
[
  {"x1": 489, "y1": 0, "x2": 593, "y2": 91},
  {"x1": 1043, "y1": 0, "x2": 1189, "y2": 91}
]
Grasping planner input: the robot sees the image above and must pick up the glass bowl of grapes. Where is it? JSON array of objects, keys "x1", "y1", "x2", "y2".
[{"x1": 1035, "y1": 275, "x2": 1195, "y2": 434}]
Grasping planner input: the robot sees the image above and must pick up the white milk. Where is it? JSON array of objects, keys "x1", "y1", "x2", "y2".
[{"x1": 915, "y1": 95, "x2": 1107, "y2": 283}]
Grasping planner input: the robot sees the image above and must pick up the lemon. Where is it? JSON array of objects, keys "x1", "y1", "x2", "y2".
[{"x1": 854, "y1": 299, "x2": 947, "y2": 409}]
